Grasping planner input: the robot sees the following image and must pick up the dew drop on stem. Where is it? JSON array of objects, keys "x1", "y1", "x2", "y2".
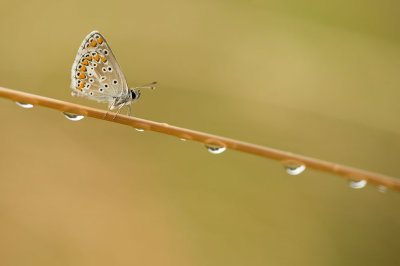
[
  {"x1": 205, "y1": 145, "x2": 226, "y2": 154},
  {"x1": 284, "y1": 163, "x2": 306, "y2": 175},
  {"x1": 16, "y1": 102, "x2": 33, "y2": 108},
  {"x1": 63, "y1": 112, "x2": 84, "y2": 121},
  {"x1": 377, "y1": 185, "x2": 387, "y2": 193},
  {"x1": 348, "y1": 179, "x2": 367, "y2": 189}
]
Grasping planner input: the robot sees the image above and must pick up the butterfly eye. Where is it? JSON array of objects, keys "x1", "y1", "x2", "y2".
[
  {"x1": 91, "y1": 52, "x2": 96, "y2": 56},
  {"x1": 85, "y1": 54, "x2": 90, "y2": 58},
  {"x1": 86, "y1": 84, "x2": 91, "y2": 88},
  {"x1": 100, "y1": 76, "x2": 106, "y2": 80},
  {"x1": 99, "y1": 88, "x2": 104, "y2": 92},
  {"x1": 102, "y1": 67, "x2": 107, "y2": 72},
  {"x1": 89, "y1": 92, "x2": 94, "y2": 96},
  {"x1": 89, "y1": 78, "x2": 94, "y2": 83},
  {"x1": 89, "y1": 38, "x2": 94, "y2": 43},
  {"x1": 103, "y1": 50, "x2": 109, "y2": 55},
  {"x1": 107, "y1": 67, "x2": 112, "y2": 72},
  {"x1": 93, "y1": 63, "x2": 97, "y2": 67},
  {"x1": 88, "y1": 73, "x2": 93, "y2": 77},
  {"x1": 76, "y1": 73, "x2": 81, "y2": 77},
  {"x1": 104, "y1": 84, "x2": 109, "y2": 88},
  {"x1": 95, "y1": 35, "x2": 100, "y2": 39},
  {"x1": 85, "y1": 43, "x2": 90, "y2": 48},
  {"x1": 113, "y1": 80, "x2": 118, "y2": 84}
]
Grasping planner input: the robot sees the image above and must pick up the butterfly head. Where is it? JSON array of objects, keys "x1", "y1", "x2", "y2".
[{"x1": 130, "y1": 89, "x2": 140, "y2": 101}]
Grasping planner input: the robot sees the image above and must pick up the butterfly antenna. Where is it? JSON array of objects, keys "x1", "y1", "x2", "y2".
[{"x1": 135, "y1": 81, "x2": 157, "y2": 90}]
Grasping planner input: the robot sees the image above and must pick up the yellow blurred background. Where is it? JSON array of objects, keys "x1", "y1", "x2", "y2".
[{"x1": 0, "y1": 0, "x2": 399, "y2": 265}]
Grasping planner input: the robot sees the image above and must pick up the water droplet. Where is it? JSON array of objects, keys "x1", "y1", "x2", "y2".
[
  {"x1": 63, "y1": 112, "x2": 84, "y2": 121},
  {"x1": 16, "y1": 102, "x2": 33, "y2": 108},
  {"x1": 205, "y1": 145, "x2": 226, "y2": 154},
  {"x1": 348, "y1": 179, "x2": 367, "y2": 189},
  {"x1": 284, "y1": 163, "x2": 306, "y2": 175},
  {"x1": 179, "y1": 134, "x2": 191, "y2": 141},
  {"x1": 135, "y1": 128, "x2": 144, "y2": 132},
  {"x1": 377, "y1": 185, "x2": 387, "y2": 193}
]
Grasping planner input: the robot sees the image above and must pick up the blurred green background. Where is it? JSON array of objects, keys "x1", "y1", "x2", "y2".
[{"x1": 0, "y1": 0, "x2": 400, "y2": 265}]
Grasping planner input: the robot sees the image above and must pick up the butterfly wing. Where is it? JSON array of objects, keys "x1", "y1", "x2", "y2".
[{"x1": 71, "y1": 31, "x2": 129, "y2": 103}]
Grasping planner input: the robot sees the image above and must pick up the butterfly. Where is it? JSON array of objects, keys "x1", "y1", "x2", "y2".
[{"x1": 70, "y1": 30, "x2": 156, "y2": 119}]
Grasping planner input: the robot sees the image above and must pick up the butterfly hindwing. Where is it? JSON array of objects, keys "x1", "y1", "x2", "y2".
[{"x1": 71, "y1": 31, "x2": 128, "y2": 103}]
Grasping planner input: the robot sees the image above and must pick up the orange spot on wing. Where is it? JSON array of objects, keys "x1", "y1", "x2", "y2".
[
  {"x1": 77, "y1": 81, "x2": 85, "y2": 90},
  {"x1": 91, "y1": 40, "x2": 97, "y2": 46},
  {"x1": 78, "y1": 73, "x2": 86, "y2": 79},
  {"x1": 94, "y1": 54, "x2": 100, "y2": 61},
  {"x1": 101, "y1": 56, "x2": 107, "y2": 62},
  {"x1": 82, "y1": 59, "x2": 89, "y2": 66},
  {"x1": 97, "y1": 37, "x2": 103, "y2": 44},
  {"x1": 87, "y1": 56, "x2": 92, "y2": 61},
  {"x1": 79, "y1": 65, "x2": 87, "y2": 72}
]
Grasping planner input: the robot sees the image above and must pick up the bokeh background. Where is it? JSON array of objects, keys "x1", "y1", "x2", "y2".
[{"x1": 0, "y1": 0, "x2": 400, "y2": 265}]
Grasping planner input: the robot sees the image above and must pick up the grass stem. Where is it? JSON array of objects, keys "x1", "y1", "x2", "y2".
[{"x1": 1, "y1": 86, "x2": 399, "y2": 190}]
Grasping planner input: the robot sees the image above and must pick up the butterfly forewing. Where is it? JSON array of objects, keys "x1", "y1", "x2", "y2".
[{"x1": 71, "y1": 31, "x2": 129, "y2": 103}]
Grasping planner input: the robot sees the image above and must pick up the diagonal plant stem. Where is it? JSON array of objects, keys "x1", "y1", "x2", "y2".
[{"x1": 1, "y1": 86, "x2": 399, "y2": 190}]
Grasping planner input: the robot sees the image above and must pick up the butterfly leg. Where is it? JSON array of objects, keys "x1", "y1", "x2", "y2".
[
  {"x1": 127, "y1": 102, "x2": 132, "y2": 117},
  {"x1": 103, "y1": 110, "x2": 110, "y2": 119},
  {"x1": 104, "y1": 98, "x2": 118, "y2": 119},
  {"x1": 112, "y1": 103, "x2": 125, "y2": 120}
]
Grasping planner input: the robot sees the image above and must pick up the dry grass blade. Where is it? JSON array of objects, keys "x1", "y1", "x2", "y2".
[{"x1": 1, "y1": 86, "x2": 399, "y2": 190}]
